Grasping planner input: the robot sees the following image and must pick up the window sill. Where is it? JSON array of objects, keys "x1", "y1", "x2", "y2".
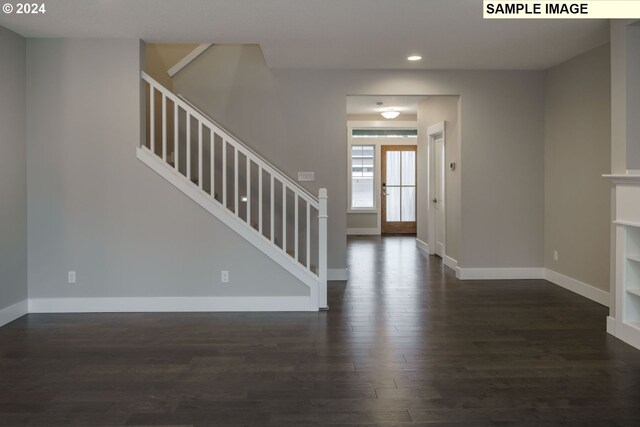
[{"x1": 347, "y1": 209, "x2": 379, "y2": 214}]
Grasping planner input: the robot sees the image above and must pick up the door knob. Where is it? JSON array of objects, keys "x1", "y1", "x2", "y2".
[{"x1": 433, "y1": 198, "x2": 438, "y2": 203}]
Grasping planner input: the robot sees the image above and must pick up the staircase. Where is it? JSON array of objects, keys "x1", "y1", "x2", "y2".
[{"x1": 139, "y1": 72, "x2": 327, "y2": 310}]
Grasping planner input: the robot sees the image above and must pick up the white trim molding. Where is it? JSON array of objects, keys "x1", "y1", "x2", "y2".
[
  {"x1": 416, "y1": 238, "x2": 430, "y2": 254},
  {"x1": 544, "y1": 269, "x2": 609, "y2": 307},
  {"x1": 347, "y1": 228, "x2": 379, "y2": 236},
  {"x1": 607, "y1": 316, "x2": 616, "y2": 335},
  {"x1": 0, "y1": 300, "x2": 28, "y2": 327},
  {"x1": 443, "y1": 255, "x2": 459, "y2": 274},
  {"x1": 416, "y1": 239, "x2": 459, "y2": 274},
  {"x1": 612, "y1": 320, "x2": 640, "y2": 351},
  {"x1": 167, "y1": 44, "x2": 213, "y2": 77},
  {"x1": 328, "y1": 269, "x2": 348, "y2": 281},
  {"x1": 458, "y1": 268, "x2": 545, "y2": 280},
  {"x1": 455, "y1": 266, "x2": 611, "y2": 307},
  {"x1": 28, "y1": 296, "x2": 316, "y2": 313}
]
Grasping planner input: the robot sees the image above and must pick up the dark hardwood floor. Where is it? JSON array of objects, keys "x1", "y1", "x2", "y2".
[{"x1": 2, "y1": 235, "x2": 640, "y2": 425}]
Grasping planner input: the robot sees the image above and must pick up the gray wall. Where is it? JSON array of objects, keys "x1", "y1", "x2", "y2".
[
  {"x1": 416, "y1": 97, "x2": 461, "y2": 262},
  {"x1": 27, "y1": 38, "x2": 307, "y2": 299},
  {"x1": 544, "y1": 44, "x2": 611, "y2": 291},
  {"x1": 0, "y1": 26, "x2": 27, "y2": 310},
  {"x1": 626, "y1": 25, "x2": 640, "y2": 171},
  {"x1": 175, "y1": 45, "x2": 545, "y2": 270},
  {"x1": 347, "y1": 213, "x2": 377, "y2": 229}
]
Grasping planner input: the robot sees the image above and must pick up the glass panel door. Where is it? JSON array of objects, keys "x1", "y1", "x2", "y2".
[{"x1": 382, "y1": 145, "x2": 417, "y2": 234}]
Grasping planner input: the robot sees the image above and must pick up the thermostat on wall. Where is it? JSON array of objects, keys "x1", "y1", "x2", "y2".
[{"x1": 298, "y1": 172, "x2": 315, "y2": 182}]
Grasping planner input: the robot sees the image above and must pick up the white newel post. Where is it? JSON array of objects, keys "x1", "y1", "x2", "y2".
[{"x1": 318, "y1": 188, "x2": 328, "y2": 309}]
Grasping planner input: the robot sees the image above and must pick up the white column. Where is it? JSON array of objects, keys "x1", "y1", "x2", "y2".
[{"x1": 318, "y1": 188, "x2": 328, "y2": 309}]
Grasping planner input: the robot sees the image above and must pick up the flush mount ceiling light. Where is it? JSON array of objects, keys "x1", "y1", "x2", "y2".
[
  {"x1": 376, "y1": 102, "x2": 400, "y2": 119},
  {"x1": 407, "y1": 55, "x2": 422, "y2": 61},
  {"x1": 381, "y1": 110, "x2": 400, "y2": 119}
]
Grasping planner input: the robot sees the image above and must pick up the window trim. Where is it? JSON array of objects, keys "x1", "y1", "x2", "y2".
[{"x1": 349, "y1": 144, "x2": 376, "y2": 211}]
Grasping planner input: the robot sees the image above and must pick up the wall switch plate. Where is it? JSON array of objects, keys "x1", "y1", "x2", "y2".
[
  {"x1": 68, "y1": 271, "x2": 76, "y2": 284},
  {"x1": 553, "y1": 250, "x2": 559, "y2": 261},
  {"x1": 298, "y1": 172, "x2": 315, "y2": 182},
  {"x1": 221, "y1": 270, "x2": 229, "y2": 283}
]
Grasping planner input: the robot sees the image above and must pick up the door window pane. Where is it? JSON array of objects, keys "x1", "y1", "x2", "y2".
[
  {"x1": 386, "y1": 151, "x2": 401, "y2": 185},
  {"x1": 401, "y1": 187, "x2": 416, "y2": 221},
  {"x1": 351, "y1": 145, "x2": 374, "y2": 208},
  {"x1": 386, "y1": 187, "x2": 401, "y2": 221},
  {"x1": 401, "y1": 151, "x2": 415, "y2": 186},
  {"x1": 384, "y1": 147, "x2": 416, "y2": 224}
]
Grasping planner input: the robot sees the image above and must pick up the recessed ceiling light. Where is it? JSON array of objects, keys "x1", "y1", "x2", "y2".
[{"x1": 407, "y1": 55, "x2": 422, "y2": 61}]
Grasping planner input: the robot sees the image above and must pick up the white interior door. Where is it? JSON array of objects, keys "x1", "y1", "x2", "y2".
[{"x1": 434, "y1": 136, "x2": 445, "y2": 257}]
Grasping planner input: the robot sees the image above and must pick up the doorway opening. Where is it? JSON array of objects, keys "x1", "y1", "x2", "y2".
[
  {"x1": 347, "y1": 120, "x2": 418, "y2": 236},
  {"x1": 345, "y1": 95, "x2": 461, "y2": 275},
  {"x1": 428, "y1": 122, "x2": 446, "y2": 257}
]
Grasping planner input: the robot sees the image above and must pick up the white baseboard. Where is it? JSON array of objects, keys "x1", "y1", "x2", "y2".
[
  {"x1": 346, "y1": 228, "x2": 379, "y2": 236},
  {"x1": 328, "y1": 269, "x2": 348, "y2": 281},
  {"x1": 614, "y1": 321, "x2": 640, "y2": 351},
  {"x1": 607, "y1": 316, "x2": 616, "y2": 335},
  {"x1": 544, "y1": 269, "x2": 609, "y2": 307},
  {"x1": 457, "y1": 267, "x2": 545, "y2": 280},
  {"x1": 443, "y1": 255, "x2": 460, "y2": 274},
  {"x1": 0, "y1": 299, "x2": 28, "y2": 327},
  {"x1": 28, "y1": 296, "x2": 316, "y2": 313},
  {"x1": 454, "y1": 266, "x2": 610, "y2": 307},
  {"x1": 416, "y1": 238, "x2": 430, "y2": 254}
]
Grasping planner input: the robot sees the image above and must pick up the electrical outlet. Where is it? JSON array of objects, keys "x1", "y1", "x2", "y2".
[
  {"x1": 221, "y1": 270, "x2": 229, "y2": 283},
  {"x1": 68, "y1": 271, "x2": 76, "y2": 284},
  {"x1": 553, "y1": 250, "x2": 559, "y2": 261}
]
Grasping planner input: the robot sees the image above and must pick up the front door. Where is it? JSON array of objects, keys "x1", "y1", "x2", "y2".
[{"x1": 381, "y1": 145, "x2": 417, "y2": 234}]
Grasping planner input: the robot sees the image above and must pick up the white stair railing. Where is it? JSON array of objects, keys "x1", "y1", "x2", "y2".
[{"x1": 140, "y1": 71, "x2": 327, "y2": 309}]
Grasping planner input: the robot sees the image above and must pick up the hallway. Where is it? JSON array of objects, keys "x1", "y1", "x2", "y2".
[{"x1": 0, "y1": 236, "x2": 639, "y2": 425}]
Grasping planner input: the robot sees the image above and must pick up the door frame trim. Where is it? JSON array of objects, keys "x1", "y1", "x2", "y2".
[{"x1": 427, "y1": 121, "x2": 446, "y2": 256}]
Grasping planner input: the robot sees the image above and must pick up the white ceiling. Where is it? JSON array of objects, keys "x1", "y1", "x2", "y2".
[
  {"x1": 347, "y1": 96, "x2": 426, "y2": 115},
  {"x1": 0, "y1": 0, "x2": 609, "y2": 70}
]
